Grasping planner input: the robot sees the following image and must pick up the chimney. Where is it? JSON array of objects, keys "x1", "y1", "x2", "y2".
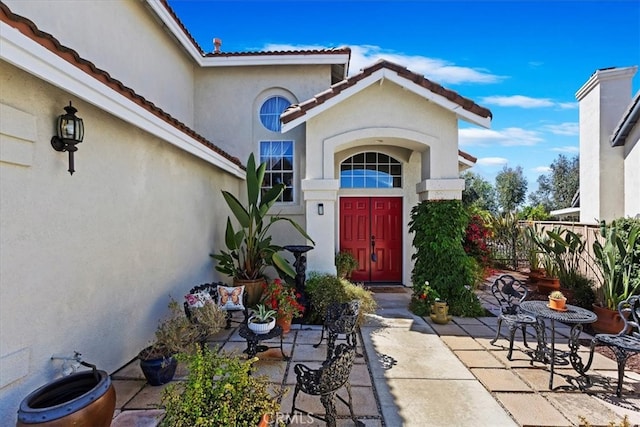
[{"x1": 213, "y1": 38, "x2": 222, "y2": 53}]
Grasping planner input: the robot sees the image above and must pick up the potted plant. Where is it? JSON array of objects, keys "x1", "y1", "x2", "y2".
[
  {"x1": 335, "y1": 251, "x2": 359, "y2": 279},
  {"x1": 161, "y1": 346, "x2": 282, "y2": 427},
  {"x1": 548, "y1": 290, "x2": 567, "y2": 311},
  {"x1": 247, "y1": 304, "x2": 277, "y2": 334},
  {"x1": 211, "y1": 153, "x2": 315, "y2": 307},
  {"x1": 138, "y1": 298, "x2": 226, "y2": 386},
  {"x1": 261, "y1": 278, "x2": 305, "y2": 333},
  {"x1": 590, "y1": 219, "x2": 640, "y2": 333},
  {"x1": 524, "y1": 224, "x2": 545, "y2": 283}
]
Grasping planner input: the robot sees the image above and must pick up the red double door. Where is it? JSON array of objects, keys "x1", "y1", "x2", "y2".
[{"x1": 339, "y1": 197, "x2": 402, "y2": 283}]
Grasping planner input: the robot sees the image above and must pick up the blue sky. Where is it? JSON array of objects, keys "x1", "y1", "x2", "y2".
[{"x1": 168, "y1": 0, "x2": 640, "y2": 196}]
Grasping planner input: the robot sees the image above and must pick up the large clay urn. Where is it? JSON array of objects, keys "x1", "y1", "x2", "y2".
[
  {"x1": 17, "y1": 370, "x2": 115, "y2": 427},
  {"x1": 234, "y1": 277, "x2": 266, "y2": 308},
  {"x1": 591, "y1": 304, "x2": 627, "y2": 334}
]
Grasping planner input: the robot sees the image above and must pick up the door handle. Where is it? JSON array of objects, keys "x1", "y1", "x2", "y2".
[{"x1": 370, "y1": 235, "x2": 377, "y2": 262}]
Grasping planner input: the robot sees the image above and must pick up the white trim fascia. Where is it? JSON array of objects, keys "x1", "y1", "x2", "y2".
[
  {"x1": 146, "y1": 0, "x2": 350, "y2": 69},
  {"x1": 0, "y1": 21, "x2": 245, "y2": 179},
  {"x1": 282, "y1": 68, "x2": 491, "y2": 132},
  {"x1": 458, "y1": 155, "x2": 475, "y2": 169},
  {"x1": 575, "y1": 66, "x2": 638, "y2": 101},
  {"x1": 200, "y1": 54, "x2": 350, "y2": 67},
  {"x1": 550, "y1": 207, "x2": 581, "y2": 217},
  {"x1": 145, "y1": 0, "x2": 204, "y2": 63}
]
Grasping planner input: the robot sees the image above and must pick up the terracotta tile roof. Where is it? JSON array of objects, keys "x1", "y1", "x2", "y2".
[
  {"x1": 282, "y1": 60, "x2": 492, "y2": 124},
  {"x1": 204, "y1": 47, "x2": 352, "y2": 58},
  {"x1": 0, "y1": 2, "x2": 242, "y2": 168},
  {"x1": 458, "y1": 150, "x2": 477, "y2": 164},
  {"x1": 159, "y1": 0, "x2": 204, "y2": 55}
]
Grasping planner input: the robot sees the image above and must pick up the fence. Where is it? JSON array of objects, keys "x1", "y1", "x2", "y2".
[{"x1": 487, "y1": 220, "x2": 603, "y2": 285}]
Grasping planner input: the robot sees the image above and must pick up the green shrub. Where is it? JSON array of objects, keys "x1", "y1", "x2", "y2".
[
  {"x1": 305, "y1": 273, "x2": 377, "y2": 325},
  {"x1": 409, "y1": 200, "x2": 484, "y2": 317},
  {"x1": 161, "y1": 346, "x2": 282, "y2": 426}
]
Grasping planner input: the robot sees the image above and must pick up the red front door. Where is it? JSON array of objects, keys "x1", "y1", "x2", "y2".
[{"x1": 339, "y1": 197, "x2": 402, "y2": 283}]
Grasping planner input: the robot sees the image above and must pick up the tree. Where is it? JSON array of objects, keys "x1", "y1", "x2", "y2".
[
  {"x1": 495, "y1": 165, "x2": 528, "y2": 213},
  {"x1": 529, "y1": 154, "x2": 579, "y2": 212},
  {"x1": 461, "y1": 171, "x2": 497, "y2": 214}
]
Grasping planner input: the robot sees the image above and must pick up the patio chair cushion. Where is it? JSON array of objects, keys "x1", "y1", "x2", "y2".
[
  {"x1": 217, "y1": 285, "x2": 245, "y2": 311},
  {"x1": 184, "y1": 291, "x2": 214, "y2": 308}
]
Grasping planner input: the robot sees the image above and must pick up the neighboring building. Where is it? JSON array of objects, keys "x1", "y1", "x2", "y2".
[
  {"x1": 0, "y1": 0, "x2": 489, "y2": 421},
  {"x1": 568, "y1": 66, "x2": 639, "y2": 224}
]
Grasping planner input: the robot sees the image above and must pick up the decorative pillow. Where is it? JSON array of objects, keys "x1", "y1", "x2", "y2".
[
  {"x1": 217, "y1": 285, "x2": 245, "y2": 311},
  {"x1": 184, "y1": 291, "x2": 213, "y2": 308}
]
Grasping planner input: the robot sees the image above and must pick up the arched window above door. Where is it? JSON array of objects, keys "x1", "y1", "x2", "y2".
[{"x1": 340, "y1": 152, "x2": 402, "y2": 188}]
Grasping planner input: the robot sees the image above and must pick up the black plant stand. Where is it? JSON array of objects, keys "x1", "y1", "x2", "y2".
[{"x1": 284, "y1": 245, "x2": 313, "y2": 321}]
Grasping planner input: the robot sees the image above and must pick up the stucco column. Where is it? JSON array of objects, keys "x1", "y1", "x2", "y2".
[
  {"x1": 416, "y1": 179, "x2": 465, "y2": 201},
  {"x1": 301, "y1": 179, "x2": 339, "y2": 274}
]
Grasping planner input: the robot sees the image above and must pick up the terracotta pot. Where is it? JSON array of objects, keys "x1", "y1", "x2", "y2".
[
  {"x1": 592, "y1": 304, "x2": 627, "y2": 334},
  {"x1": 536, "y1": 277, "x2": 560, "y2": 295},
  {"x1": 276, "y1": 314, "x2": 293, "y2": 334},
  {"x1": 234, "y1": 277, "x2": 266, "y2": 308},
  {"x1": 258, "y1": 413, "x2": 270, "y2": 427},
  {"x1": 528, "y1": 269, "x2": 545, "y2": 285},
  {"x1": 17, "y1": 370, "x2": 115, "y2": 427},
  {"x1": 548, "y1": 297, "x2": 567, "y2": 311}
]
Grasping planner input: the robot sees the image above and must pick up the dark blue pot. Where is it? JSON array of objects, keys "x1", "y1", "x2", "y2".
[{"x1": 138, "y1": 351, "x2": 177, "y2": 386}]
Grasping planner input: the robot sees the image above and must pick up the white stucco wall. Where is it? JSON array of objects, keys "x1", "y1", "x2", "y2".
[
  {"x1": 624, "y1": 126, "x2": 640, "y2": 217},
  {"x1": 0, "y1": 62, "x2": 240, "y2": 425},
  {"x1": 577, "y1": 67, "x2": 636, "y2": 224},
  {"x1": 193, "y1": 65, "x2": 332, "y2": 163},
  {"x1": 3, "y1": 0, "x2": 196, "y2": 126}
]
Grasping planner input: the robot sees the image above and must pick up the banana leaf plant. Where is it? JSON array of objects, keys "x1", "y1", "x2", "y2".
[
  {"x1": 211, "y1": 153, "x2": 314, "y2": 280},
  {"x1": 592, "y1": 221, "x2": 640, "y2": 310}
]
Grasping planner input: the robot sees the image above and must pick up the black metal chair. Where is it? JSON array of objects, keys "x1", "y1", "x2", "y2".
[
  {"x1": 489, "y1": 274, "x2": 539, "y2": 360},
  {"x1": 289, "y1": 343, "x2": 364, "y2": 427},
  {"x1": 313, "y1": 300, "x2": 361, "y2": 358},
  {"x1": 183, "y1": 282, "x2": 248, "y2": 329},
  {"x1": 587, "y1": 295, "x2": 640, "y2": 397}
]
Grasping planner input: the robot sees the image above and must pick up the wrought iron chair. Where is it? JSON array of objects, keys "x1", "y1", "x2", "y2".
[
  {"x1": 183, "y1": 282, "x2": 248, "y2": 329},
  {"x1": 313, "y1": 300, "x2": 361, "y2": 359},
  {"x1": 289, "y1": 343, "x2": 364, "y2": 427},
  {"x1": 587, "y1": 295, "x2": 640, "y2": 397},
  {"x1": 489, "y1": 274, "x2": 539, "y2": 360}
]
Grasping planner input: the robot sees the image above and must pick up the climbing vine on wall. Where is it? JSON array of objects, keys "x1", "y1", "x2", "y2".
[{"x1": 409, "y1": 200, "x2": 484, "y2": 317}]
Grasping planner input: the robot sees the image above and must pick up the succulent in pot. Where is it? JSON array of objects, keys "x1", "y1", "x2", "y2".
[
  {"x1": 548, "y1": 290, "x2": 567, "y2": 310},
  {"x1": 248, "y1": 304, "x2": 277, "y2": 334}
]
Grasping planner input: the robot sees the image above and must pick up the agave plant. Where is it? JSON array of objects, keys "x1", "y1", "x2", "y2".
[
  {"x1": 211, "y1": 153, "x2": 314, "y2": 280},
  {"x1": 592, "y1": 221, "x2": 640, "y2": 310}
]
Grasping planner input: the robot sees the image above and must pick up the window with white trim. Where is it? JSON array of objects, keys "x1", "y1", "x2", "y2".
[
  {"x1": 259, "y1": 96, "x2": 291, "y2": 132},
  {"x1": 340, "y1": 152, "x2": 402, "y2": 188},
  {"x1": 260, "y1": 141, "x2": 294, "y2": 202}
]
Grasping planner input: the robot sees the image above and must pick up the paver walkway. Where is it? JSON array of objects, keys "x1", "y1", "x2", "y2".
[{"x1": 110, "y1": 272, "x2": 640, "y2": 426}]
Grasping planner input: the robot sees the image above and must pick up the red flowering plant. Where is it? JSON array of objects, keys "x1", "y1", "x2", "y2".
[{"x1": 261, "y1": 278, "x2": 305, "y2": 319}]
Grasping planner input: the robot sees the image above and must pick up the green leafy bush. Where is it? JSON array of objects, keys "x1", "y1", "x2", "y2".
[
  {"x1": 161, "y1": 346, "x2": 282, "y2": 427},
  {"x1": 409, "y1": 200, "x2": 484, "y2": 317},
  {"x1": 305, "y1": 273, "x2": 377, "y2": 325}
]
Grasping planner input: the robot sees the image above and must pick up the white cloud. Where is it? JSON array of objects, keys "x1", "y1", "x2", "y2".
[
  {"x1": 264, "y1": 43, "x2": 505, "y2": 85},
  {"x1": 481, "y1": 95, "x2": 554, "y2": 108},
  {"x1": 552, "y1": 145, "x2": 580, "y2": 153},
  {"x1": 480, "y1": 95, "x2": 578, "y2": 110},
  {"x1": 459, "y1": 127, "x2": 543, "y2": 147},
  {"x1": 477, "y1": 157, "x2": 508, "y2": 166},
  {"x1": 542, "y1": 122, "x2": 579, "y2": 136},
  {"x1": 533, "y1": 166, "x2": 552, "y2": 173}
]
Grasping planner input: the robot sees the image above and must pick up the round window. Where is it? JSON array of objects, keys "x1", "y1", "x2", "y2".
[{"x1": 259, "y1": 96, "x2": 291, "y2": 132}]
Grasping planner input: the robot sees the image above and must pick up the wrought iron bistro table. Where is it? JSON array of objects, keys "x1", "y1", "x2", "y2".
[
  {"x1": 520, "y1": 300, "x2": 597, "y2": 390},
  {"x1": 238, "y1": 324, "x2": 289, "y2": 360}
]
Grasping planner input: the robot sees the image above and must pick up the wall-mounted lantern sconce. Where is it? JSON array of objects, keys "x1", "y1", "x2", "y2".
[
  {"x1": 51, "y1": 101, "x2": 84, "y2": 175},
  {"x1": 318, "y1": 203, "x2": 324, "y2": 215}
]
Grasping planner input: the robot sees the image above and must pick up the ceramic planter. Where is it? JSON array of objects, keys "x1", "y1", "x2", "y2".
[
  {"x1": 248, "y1": 316, "x2": 276, "y2": 334},
  {"x1": 548, "y1": 296, "x2": 567, "y2": 311},
  {"x1": 17, "y1": 370, "x2": 115, "y2": 427},
  {"x1": 234, "y1": 277, "x2": 266, "y2": 308},
  {"x1": 138, "y1": 347, "x2": 178, "y2": 386}
]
